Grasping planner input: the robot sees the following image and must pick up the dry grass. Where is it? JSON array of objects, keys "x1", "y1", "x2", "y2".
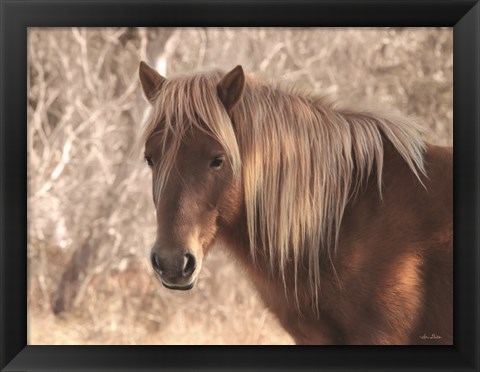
[
  {"x1": 27, "y1": 27, "x2": 452, "y2": 345},
  {"x1": 29, "y1": 251, "x2": 293, "y2": 345}
]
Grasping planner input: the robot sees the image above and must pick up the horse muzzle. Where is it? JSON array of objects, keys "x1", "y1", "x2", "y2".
[{"x1": 150, "y1": 250, "x2": 199, "y2": 290}]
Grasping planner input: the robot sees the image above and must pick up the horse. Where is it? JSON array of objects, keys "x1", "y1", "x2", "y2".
[{"x1": 137, "y1": 61, "x2": 453, "y2": 345}]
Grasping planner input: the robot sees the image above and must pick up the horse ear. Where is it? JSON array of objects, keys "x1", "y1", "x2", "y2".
[
  {"x1": 217, "y1": 65, "x2": 245, "y2": 111},
  {"x1": 139, "y1": 61, "x2": 165, "y2": 103}
]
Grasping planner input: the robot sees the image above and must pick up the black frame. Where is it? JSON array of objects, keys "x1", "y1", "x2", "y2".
[{"x1": 1, "y1": 0, "x2": 479, "y2": 371}]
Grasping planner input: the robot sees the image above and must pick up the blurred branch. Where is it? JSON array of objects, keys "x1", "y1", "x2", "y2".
[{"x1": 72, "y1": 28, "x2": 96, "y2": 96}]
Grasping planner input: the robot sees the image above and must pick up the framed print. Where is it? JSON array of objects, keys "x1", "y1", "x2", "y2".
[{"x1": 1, "y1": 0, "x2": 479, "y2": 371}]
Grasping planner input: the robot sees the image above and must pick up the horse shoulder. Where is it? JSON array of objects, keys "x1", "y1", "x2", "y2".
[{"x1": 317, "y1": 143, "x2": 453, "y2": 344}]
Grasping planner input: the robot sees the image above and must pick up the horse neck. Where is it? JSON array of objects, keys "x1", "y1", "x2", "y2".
[
  {"x1": 218, "y1": 200, "x2": 333, "y2": 292},
  {"x1": 218, "y1": 136, "x2": 426, "y2": 287}
]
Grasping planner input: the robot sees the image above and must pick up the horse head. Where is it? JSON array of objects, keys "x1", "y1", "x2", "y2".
[{"x1": 139, "y1": 61, "x2": 244, "y2": 290}]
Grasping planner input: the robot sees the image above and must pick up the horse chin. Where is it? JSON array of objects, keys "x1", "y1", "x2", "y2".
[{"x1": 162, "y1": 280, "x2": 196, "y2": 291}]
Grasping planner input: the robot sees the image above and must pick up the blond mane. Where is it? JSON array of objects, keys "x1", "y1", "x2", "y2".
[{"x1": 141, "y1": 70, "x2": 426, "y2": 309}]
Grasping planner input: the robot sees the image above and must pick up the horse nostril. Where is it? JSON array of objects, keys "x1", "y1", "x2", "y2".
[
  {"x1": 182, "y1": 253, "x2": 196, "y2": 277},
  {"x1": 151, "y1": 252, "x2": 164, "y2": 274}
]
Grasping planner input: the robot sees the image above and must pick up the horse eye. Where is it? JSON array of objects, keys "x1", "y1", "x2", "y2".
[
  {"x1": 145, "y1": 156, "x2": 153, "y2": 168},
  {"x1": 210, "y1": 156, "x2": 224, "y2": 170}
]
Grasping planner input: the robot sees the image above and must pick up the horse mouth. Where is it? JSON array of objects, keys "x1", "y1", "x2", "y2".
[{"x1": 162, "y1": 281, "x2": 195, "y2": 291}]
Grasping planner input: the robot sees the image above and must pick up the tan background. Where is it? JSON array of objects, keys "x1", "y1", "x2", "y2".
[{"x1": 27, "y1": 27, "x2": 452, "y2": 345}]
